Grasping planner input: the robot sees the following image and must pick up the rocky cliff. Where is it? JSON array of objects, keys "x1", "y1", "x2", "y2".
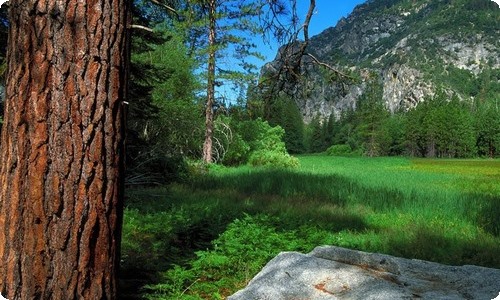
[{"x1": 263, "y1": 0, "x2": 500, "y2": 122}]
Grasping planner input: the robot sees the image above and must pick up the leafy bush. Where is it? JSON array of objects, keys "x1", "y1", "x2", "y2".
[
  {"x1": 326, "y1": 144, "x2": 352, "y2": 156},
  {"x1": 220, "y1": 118, "x2": 299, "y2": 168},
  {"x1": 246, "y1": 121, "x2": 299, "y2": 168},
  {"x1": 248, "y1": 149, "x2": 299, "y2": 168},
  {"x1": 221, "y1": 131, "x2": 250, "y2": 166}
]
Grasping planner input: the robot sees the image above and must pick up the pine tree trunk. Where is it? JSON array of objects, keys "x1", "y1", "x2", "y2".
[
  {"x1": 202, "y1": 0, "x2": 216, "y2": 163},
  {"x1": 0, "y1": 0, "x2": 129, "y2": 299}
]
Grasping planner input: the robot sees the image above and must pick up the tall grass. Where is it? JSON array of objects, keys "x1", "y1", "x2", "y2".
[{"x1": 121, "y1": 156, "x2": 500, "y2": 299}]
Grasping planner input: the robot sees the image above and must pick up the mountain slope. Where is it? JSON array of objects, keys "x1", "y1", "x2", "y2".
[{"x1": 265, "y1": 0, "x2": 500, "y2": 122}]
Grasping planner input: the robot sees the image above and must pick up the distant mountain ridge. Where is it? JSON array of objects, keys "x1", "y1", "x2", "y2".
[{"x1": 263, "y1": 0, "x2": 500, "y2": 122}]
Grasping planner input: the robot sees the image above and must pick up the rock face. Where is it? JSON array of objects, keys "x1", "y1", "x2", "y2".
[
  {"x1": 263, "y1": 0, "x2": 500, "y2": 122},
  {"x1": 229, "y1": 246, "x2": 500, "y2": 300}
]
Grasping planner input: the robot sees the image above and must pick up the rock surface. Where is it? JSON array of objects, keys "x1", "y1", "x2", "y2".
[{"x1": 229, "y1": 246, "x2": 500, "y2": 300}]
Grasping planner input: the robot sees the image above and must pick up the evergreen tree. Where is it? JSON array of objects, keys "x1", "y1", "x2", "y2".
[
  {"x1": 381, "y1": 113, "x2": 406, "y2": 156},
  {"x1": 405, "y1": 91, "x2": 477, "y2": 158},
  {"x1": 127, "y1": 2, "x2": 201, "y2": 184},
  {"x1": 405, "y1": 101, "x2": 428, "y2": 157},
  {"x1": 355, "y1": 82, "x2": 389, "y2": 157},
  {"x1": 441, "y1": 96, "x2": 475, "y2": 158},
  {"x1": 308, "y1": 115, "x2": 325, "y2": 153},
  {"x1": 265, "y1": 95, "x2": 305, "y2": 154},
  {"x1": 334, "y1": 108, "x2": 359, "y2": 151},
  {"x1": 324, "y1": 113, "x2": 336, "y2": 147},
  {"x1": 474, "y1": 98, "x2": 500, "y2": 158},
  {"x1": 195, "y1": 0, "x2": 294, "y2": 163}
]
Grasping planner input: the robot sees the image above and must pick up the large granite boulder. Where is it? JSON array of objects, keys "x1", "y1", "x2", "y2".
[{"x1": 229, "y1": 246, "x2": 500, "y2": 300}]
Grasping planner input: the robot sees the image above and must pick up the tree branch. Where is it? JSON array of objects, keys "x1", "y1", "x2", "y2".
[
  {"x1": 149, "y1": 0, "x2": 180, "y2": 19},
  {"x1": 262, "y1": 0, "x2": 354, "y2": 98},
  {"x1": 129, "y1": 24, "x2": 154, "y2": 33},
  {"x1": 302, "y1": 0, "x2": 315, "y2": 43},
  {"x1": 305, "y1": 53, "x2": 354, "y2": 80}
]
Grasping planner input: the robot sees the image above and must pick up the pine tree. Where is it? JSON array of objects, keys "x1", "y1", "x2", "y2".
[
  {"x1": 308, "y1": 115, "x2": 325, "y2": 153},
  {"x1": 355, "y1": 82, "x2": 388, "y2": 157}
]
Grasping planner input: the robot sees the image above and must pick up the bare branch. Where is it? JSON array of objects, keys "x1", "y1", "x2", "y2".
[
  {"x1": 129, "y1": 24, "x2": 154, "y2": 33},
  {"x1": 150, "y1": 0, "x2": 180, "y2": 19},
  {"x1": 305, "y1": 53, "x2": 354, "y2": 80},
  {"x1": 302, "y1": 0, "x2": 315, "y2": 42}
]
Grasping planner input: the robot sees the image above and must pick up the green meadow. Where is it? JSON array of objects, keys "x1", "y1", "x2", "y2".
[{"x1": 120, "y1": 156, "x2": 500, "y2": 299}]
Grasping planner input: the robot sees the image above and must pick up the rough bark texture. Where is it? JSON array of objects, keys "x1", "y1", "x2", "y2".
[
  {"x1": 0, "y1": 0, "x2": 129, "y2": 299},
  {"x1": 202, "y1": 0, "x2": 216, "y2": 163}
]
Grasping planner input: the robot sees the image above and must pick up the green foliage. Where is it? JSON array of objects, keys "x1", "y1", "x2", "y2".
[
  {"x1": 215, "y1": 117, "x2": 299, "y2": 168},
  {"x1": 220, "y1": 133, "x2": 250, "y2": 166},
  {"x1": 317, "y1": 84, "x2": 490, "y2": 159},
  {"x1": 332, "y1": 108, "x2": 360, "y2": 151},
  {"x1": 307, "y1": 115, "x2": 327, "y2": 153},
  {"x1": 404, "y1": 92, "x2": 477, "y2": 158},
  {"x1": 246, "y1": 120, "x2": 299, "y2": 168},
  {"x1": 380, "y1": 112, "x2": 406, "y2": 156},
  {"x1": 248, "y1": 149, "x2": 299, "y2": 168},
  {"x1": 144, "y1": 214, "x2": 300, "y2": 299},
  {"x1": 474, "y1": 98, "x2": 500, "y2": 158},
  {"x1": 126, "y1": 13, "x2": 203, "y2": 184},
  {"x1": 264, "y1": 96, "x2": 306, "y2": 154},
  {"x1": 355, "y1": 82, "x2": 390, "y2": 156}
]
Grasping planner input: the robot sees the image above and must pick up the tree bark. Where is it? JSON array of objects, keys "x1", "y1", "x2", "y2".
[
  {"x1": 202, "y1": 0, "x2": 216, "y2": 163},
  {"x1": 0, "y1": 0, "x2": 129, "y2": 299}
]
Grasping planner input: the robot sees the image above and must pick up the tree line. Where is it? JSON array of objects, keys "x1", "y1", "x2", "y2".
[{"x1": 304, "y1": 83, "x2": 500, "y2": 159}]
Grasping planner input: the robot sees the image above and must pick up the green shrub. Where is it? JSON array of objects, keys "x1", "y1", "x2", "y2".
[
  {"x1": 248, "y1": 149, "x2": 299, "y2": 168},
  {"x1": 233, "y1": 118, "x2": 299, "y2": 168},
  {"x1": 222, "y1": 133, "x2": 250, "y2": 166},
  {"x1": 326, "y1": 144, "x2": 352, "y2": 156},
  {"x1": 215, "y1": 117, "x2": 299, "y2": 168},
  {"x1": 248, "y1": 121, "x2": 299, "y2": 168}
]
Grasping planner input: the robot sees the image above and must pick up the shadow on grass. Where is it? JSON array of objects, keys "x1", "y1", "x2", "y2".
[
  {"x1": 191, "y1": 169, "x2": 409, "y2": 213},
  {"x1": 475, "y1": 194, "x2": 500, "y2": 237},
  {"x1": 386, "y1": 223, "x2": 500, "y2": 268}
]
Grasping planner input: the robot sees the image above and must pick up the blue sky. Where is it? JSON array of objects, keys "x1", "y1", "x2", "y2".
[
  {"x1": 298, "y1": 0, "x2": 368, "y2": 38},
  {"x1": 258, "y1": 0, "x2": 368, "y2": 63}
]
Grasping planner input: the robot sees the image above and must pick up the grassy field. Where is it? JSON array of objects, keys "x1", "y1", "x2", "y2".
[{"x1": 120, "y1": 156, "x2": 500, "y2": 299}]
